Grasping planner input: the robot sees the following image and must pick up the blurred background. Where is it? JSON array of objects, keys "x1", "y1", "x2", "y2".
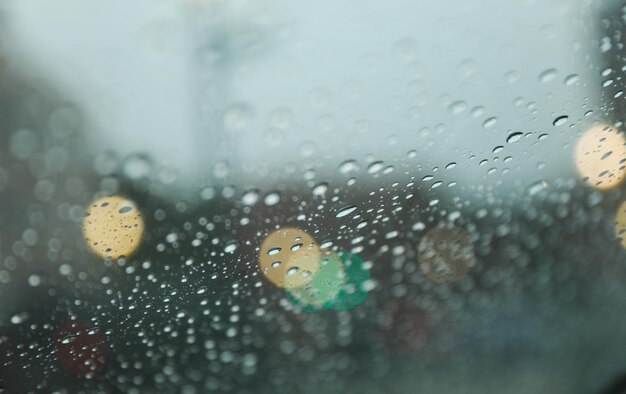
[{"x1": 2, "y1": 0, "x2": 626, "y2": 393}]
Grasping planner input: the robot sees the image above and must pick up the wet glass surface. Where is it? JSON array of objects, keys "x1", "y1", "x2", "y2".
[{"x1": 3, "y1": 0, "x2": 626, "y2": 393}]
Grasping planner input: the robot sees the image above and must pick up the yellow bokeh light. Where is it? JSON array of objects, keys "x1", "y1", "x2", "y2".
[
  {"x1": 82, "y1": 195, "x2": 144, "y2": 259},
  {"x1": 575, "y1": 124, "x2": 626, "y2": 190},
  {"x1": 258, "y1": 227, "x2": 321, "y2": 289},
  {"x1": 615, "y1": 201, "x2": 626, "y2": 249},
  {"x1": 418, "y1": 224, "x2": 475, "y2": 283}
]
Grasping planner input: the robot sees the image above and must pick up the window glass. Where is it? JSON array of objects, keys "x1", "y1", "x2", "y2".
[{"x1": 2, "y1": 1, "x2": 626, "y2": 393}]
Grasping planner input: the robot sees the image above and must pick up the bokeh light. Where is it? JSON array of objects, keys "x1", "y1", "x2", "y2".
[
  {"x1": 82, "y1": 195, "x2": 144, "y2": 259},
  {"x1": 54, "y1": 320, "x2": 108, "y2": 378},
  {"x1": 329, "y1": 252, "x2": 370, "y2": 310},
  {"x1": 258, "y1": 227, "x2": 321, "y2": 288},
  {"x1": 615, "y1": 201, "x2": 626, "y2": 249},
  {"x1": 286, "y1": 252, "x2": 370, "y2": 311},
  {"x1": 286, "y1": 252, "x2": 344, "y2": 310},
  {"x1": 574, "y1": 123, "x2": 626, "y2": 190},
  {"x1": 418, "y1": 224, "x2": 475, "y2": 283}
]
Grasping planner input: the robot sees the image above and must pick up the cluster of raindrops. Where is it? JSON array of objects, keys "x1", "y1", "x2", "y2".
[
  {"x1": 258, "y1": 228, "x2": 370, "y2": 311},
  {"x1": 82, "y1": 195, "x2": 144, "y2": 259}
]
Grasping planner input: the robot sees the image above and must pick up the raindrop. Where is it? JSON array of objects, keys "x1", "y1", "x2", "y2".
[
  {"x1": 448, "y1": 100, "x2": 467, "y2": 114},
  {"x1": 553, "y1": 115, "x2": 568, "y2": 126},
  {"x1": 336, "y1": 205, "x2": 357, "y2": 218},
  {"x1": 338, "y1": 160, "x2": 359, "y2": 175},
  {"x1": 601, "y1": 36, "x2": 612, "y2": 52},
  {"x1": 118, "y1": 206, "x2": 133, "y2": 214},
  {"x1": 213, "y1": 161, "x2": 230, "y2": 179},
  {"x1": 264, "y1": 191, "x2": 281, "y2": 206},
  {"x1": 382, "y1": 165, "x2": 395, "y2": 174},
  {"x1": 538, "y1": 68, "x2": 558, "y2": 83},
  {"x1": 28, "y1": 274, "x2": 42, "y2": 287},
  {"x1": 201, "y1": 186, "x2": 216, "y2": 200},
  {"x1": 267, "y1": 247, "x2": 281, "y2": 256},
  {"x1": 528, "y1": 180, "x2": 548, "y2": 195},
  {"x1": 224, "y1": 241, "x2": 238, "y2": 254},
  {"x1": 312, "y1": 183, "x2": 328, "y2": 196},
  {"x1": 93, "y1": 150, "x2": 118, "y2": 176},
  {"x1": 504, "y1": 70, "x2": 521, "y2": 84},
  {"x1": 483, "y1": 117, "x2": 497, "y2": 128},
  {"x1": 123, "y1": 154, "x2": 152, "y2": 180},
  {"x1": 367, "y1": 161, "x2": 384, "y2": 174},
  {"x1": 470, "y1": 106, "x2": 485, "y2": 118},
  {"x1": 11, "y1": 312, "x2": 29, "y2": 325},
  {"x1": 564, "y1": 74, "x2": 580, "y2": 86},
  {"x1": 59, "y1": 335, "x2": 78, "y2": 345},
  {"x1": 241, "y1": 190, "x2": 259, "y2": 206},
  {"x1": 507, "y1": 132, "x2": 524, "y2": 143}
]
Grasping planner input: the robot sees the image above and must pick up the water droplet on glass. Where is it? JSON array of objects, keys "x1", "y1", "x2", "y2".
[
  {"x1": 564, "y1": 74, "x2": 580, "y2": 86},
  {"x1": 241, "y1": 190, "x2": 259, "y2": 206},
  {"x1": 11, "y1": 312, "x2": 29, "y2": 325},
  {"x1": 336, "y1": 205, "x2": 357, "y2": 218},
  {"x1": 553, "y1": 115, "x2": 568, "y2": 126},
  {"x1": 224, "y1": 241, "x2": 238, "y2": 254},
  {"x1": 28, "y1": 274, "x2": 42, "y2": 287},
  {"x1": 538, "y1": 68, "x2": 558, "y2": 83},
  {"x1": 264, "y1": 191, "x2": 281, "y2": 206},
  {"x1": 201, "y1": 186, "x2": 216, "y2": 200},
  {"x1": 339, "y1": 160, "x2": 359, "y2": 175},
  {"x1": 507, "y1": 132, "x2": 524, "y2": 143},
  {"x1": 448, "y1": 100, "x2": 467, "y2": 114},
  {"x1": 267, "y1": 247, "x2": 281, "y2": 256},
  {"x1": 528, "y1": 180, "x2": 548, "y2": 195},
  {"x1": 483, "y1": 117, "x2": 497, "y2": 128},
  {"x1": 123, "y1": 154, "x2": 152, "y2": 180},
  {"x1": 470, "y1": 106, "x2": 485, "y2": 118},
  {"x1": 312, "y1": 183, "x2": 328, "y2": 196},
  {"x1": 367, "y1": 161, "x2": 384, "y2": 174},
  {"x1": 118, "y1": 206, "x2": 133, "y2": 214}
]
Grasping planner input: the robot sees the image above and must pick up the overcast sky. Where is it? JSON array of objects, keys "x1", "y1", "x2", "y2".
[{"x1": 1, "y1": 0, "x2": 602, "y2": 192}]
